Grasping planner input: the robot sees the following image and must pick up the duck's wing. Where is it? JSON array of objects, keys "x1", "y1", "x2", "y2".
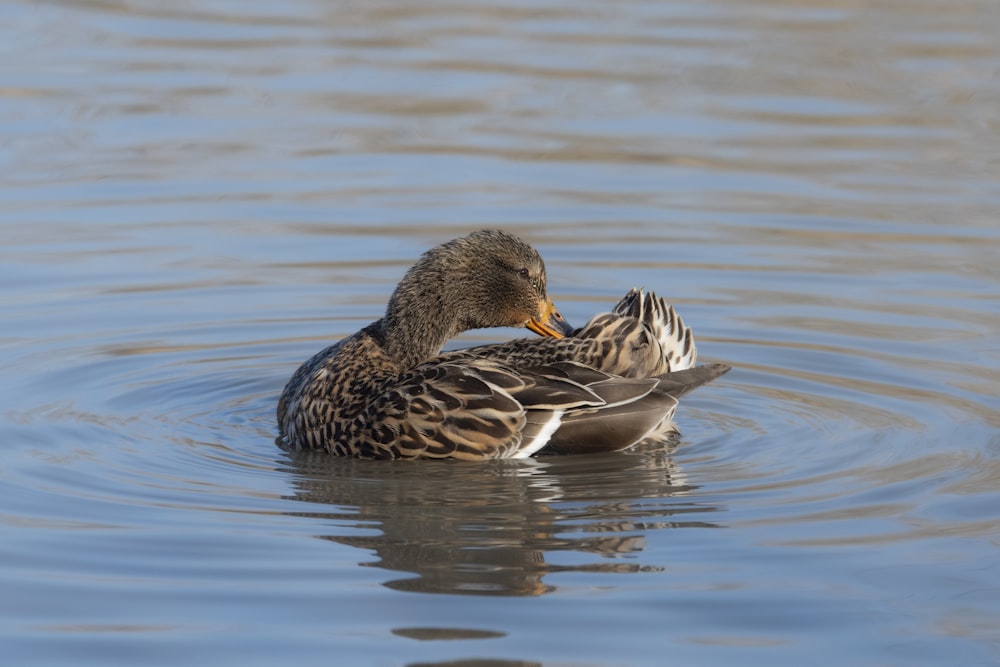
[
  {"x1": 534, "y1": 361, "x2": 732, "y2": 455},
  {"x1": 359, "y1": 360, "x2": 611, "y2": 460},
  {"x1": 531, "y1": 361, "x2": 673, "y2": 455},
  {"x1": 540, "y1": 389, "x2": 678, "y2": 455}
]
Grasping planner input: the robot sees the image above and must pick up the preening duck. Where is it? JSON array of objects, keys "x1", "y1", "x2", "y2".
[{"x1": 277, "y1": 229, "x2": 729, "y2": 459}]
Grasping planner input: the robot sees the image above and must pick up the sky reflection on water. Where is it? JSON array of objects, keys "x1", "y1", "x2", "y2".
[{"x1": 2, "y1": 0, "x2": 1000, "y2": 665}]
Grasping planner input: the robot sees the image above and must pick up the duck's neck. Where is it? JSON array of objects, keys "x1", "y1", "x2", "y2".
[{"x1": 379, "y1": 281, "x2": 463, "y2": 370}]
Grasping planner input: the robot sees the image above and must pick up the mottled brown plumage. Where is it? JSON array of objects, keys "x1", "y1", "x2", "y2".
[{"x1": 277, "y1": 230, "x2": 729, "y2": 459}]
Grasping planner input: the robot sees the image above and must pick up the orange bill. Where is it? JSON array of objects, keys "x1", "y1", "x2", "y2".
[{"x1": 526, "y1": 299, "x2": 574, "y2": 338}]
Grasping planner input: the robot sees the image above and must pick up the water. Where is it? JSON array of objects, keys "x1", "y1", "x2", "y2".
[{"x1": 3, "y1": 0, "x2": 1000, "y2": 665}]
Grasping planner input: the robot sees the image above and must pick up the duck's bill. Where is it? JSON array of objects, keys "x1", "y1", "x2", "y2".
[{"x1": 527, "y1": 300, "x2": 574, "y2": 338}]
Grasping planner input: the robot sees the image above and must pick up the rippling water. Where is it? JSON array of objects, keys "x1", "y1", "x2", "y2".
[{"x1": 3, "y1": 0, "x2": 1000, "y2": 665}]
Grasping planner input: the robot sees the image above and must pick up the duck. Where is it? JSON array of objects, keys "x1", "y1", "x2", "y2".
[{"x1": 277, "y1": 229, "x2": 729, "y2": 459}]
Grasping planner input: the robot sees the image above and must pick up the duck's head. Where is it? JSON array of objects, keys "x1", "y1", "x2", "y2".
[{"x1": 383, "y1": 230, "x2": 573, "y2": 359}]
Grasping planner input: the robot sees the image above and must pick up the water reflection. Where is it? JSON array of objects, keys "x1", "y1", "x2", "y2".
[
  {"x1": 407, "y1": 660, "x2": 539, "y2": 667},
  {"x1": 5, "y1": 0, "x2": 1000, "y2": 662},
  {"x1": 282, "y1": 445, "x2": 721, "y2": 596}
]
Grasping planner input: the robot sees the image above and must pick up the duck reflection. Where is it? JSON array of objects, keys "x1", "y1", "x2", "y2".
[{"x1": 280, "y1": 443, "x2": 721, "y2": 596}]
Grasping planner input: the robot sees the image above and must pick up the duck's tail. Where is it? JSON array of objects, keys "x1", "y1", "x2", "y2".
[{"x1": 652, "y1": 363, "x2": 731, "y2": 398}]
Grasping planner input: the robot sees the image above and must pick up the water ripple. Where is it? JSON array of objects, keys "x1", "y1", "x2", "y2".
[{"x1": 3, "y1": 0, "x2": 1000, "y2": 663}]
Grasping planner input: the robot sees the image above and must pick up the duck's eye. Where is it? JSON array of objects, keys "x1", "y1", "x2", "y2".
[{"x1": 517, "y1": 267, "x2": 541, "y2": 291}]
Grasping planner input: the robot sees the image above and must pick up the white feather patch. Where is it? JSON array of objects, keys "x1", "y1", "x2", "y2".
[{"x1": 511, "y1": 410, "x2": 564, "y2": 459}]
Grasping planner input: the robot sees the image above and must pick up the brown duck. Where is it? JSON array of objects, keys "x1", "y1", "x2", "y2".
[{"x1": 277, "y1": 230, "x2": 729, "y2": 459}]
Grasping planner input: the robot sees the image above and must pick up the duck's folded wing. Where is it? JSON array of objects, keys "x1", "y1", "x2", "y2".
[
  {"x1": 516, "y1": 360, "x2": 670, "y2": 456},
  {"x1": 362, "y1": 361, "x2": 606, "y2": 460},
  {"x1": 538, "y1": 377, "x2": 675, "y2": 455},
  {"x1": 533, "y1": 360, "x2": 730, "y2": 455}
]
